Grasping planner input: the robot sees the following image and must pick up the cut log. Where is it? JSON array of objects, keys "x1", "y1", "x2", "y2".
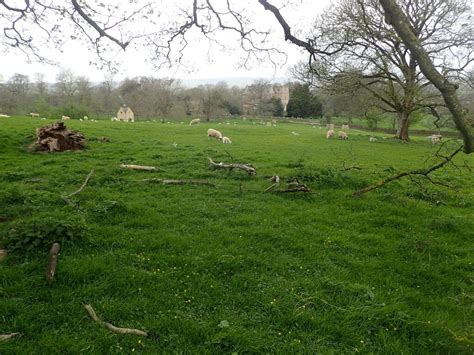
[
  {"x1": 45, "y1": 242, "x2": 61, "y2": 284},
  {"x1": 208, "y1": 157, "x2": 256, "y2": 175},
  {"x1": 35, "y1": 122, "x2": 85, "y2": 152},
  {"x1": 84, "y1": 304, "x2": 148, "y2": 337},
  {"x1": 121, "y1": 164, "x2": 157, "y2": 171}
]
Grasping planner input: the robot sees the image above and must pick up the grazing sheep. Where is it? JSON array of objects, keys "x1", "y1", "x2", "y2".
[
  {"x1": 207, "y1": 128, "x2": 223, "y2": 140},
  {"x1": 111, "y1": 117, "x2": 118, "y2": 121},
  {"x1": 429, "y1": 134, "x2": 442, "y2": 145},
  {"x1": 222, "y1": 136, "x2": 232, "y2": 144},
  {"x1": 338, "y1": 131, "x2": 348, "y2": 140},
  {"x1": 29, "y1": 112, "x2": 40, "y2": 117},
  {"x1": 189, "y1": 118, "x2": 201, "y2": 126},
  {"x1": 369, "y1": 137, "x2": 378, "y2": 143},
  {"x1": 326, "y1": 129, "x2": 334, "y2": 139},
  {"x1": 83, "y1": 116, "x2": 89, "y2": 120},
  {"x1": 266, "y1": 122, "x2": 272, "y2": 127},
  {"x1": 61, "y1": 115, "x2": 70, "y2": 120},
  {"x1": 291, "y1": 131, "x2": 300, "y2": 136}
]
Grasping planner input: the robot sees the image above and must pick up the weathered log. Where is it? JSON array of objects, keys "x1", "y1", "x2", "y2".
[
  {"x1": 264, "y1": 175, "x2": 280, "y2": 192},
  {"x1": 121, "y1": 164, "x2": 157, "y2": 171},
  {"x1": 142, "y1": 178, "x2": 215, "y2": 187},
  {"x1": 45, "y1": 242, "x2": 61, "y2": 284},
  {"x1": 84, "y1": 304, "x2": 148, "y2": 337},
  {"x1": 208, "y1": 157, "x2": 256, "y2": 175},
  {"x1": 35, "y1": 122, "x2": 85, "y2": 152},
  {"x1": 0, "y1": 333, "x2": 21, "y2": 341}
]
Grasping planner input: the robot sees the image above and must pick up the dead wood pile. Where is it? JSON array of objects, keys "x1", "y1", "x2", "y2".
[{"x1": 35, "y1": 122, "x2": 86, "y2": 152}]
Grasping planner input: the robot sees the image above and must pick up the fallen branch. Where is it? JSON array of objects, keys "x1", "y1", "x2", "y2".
[
  {"x1": 45, "y1": 242, "x2": 61, "y2": 285},
  {"x1": 121, "y1": 164, "x2": 157, "y2": 171},
  {"x1": 272, "y1": 185, "x2": 311, "y2": 193},
  {"x1": 264, "y1": 175, "x2": 280, "y2": 192},
  {"x1": 142, "y1": 178, "x2": 215, "y2": 187},
  {"x1": 208, "y1": 157, "x2": 256, "y2": 176},
  {"x1": 84, "y1": 304, "x2": 148, "y2": 337},
  {"x1": 0, "y1": 333, "x2": 21, "y2": 341},
  {"x1": 353, "y1": 146, "x2": 463, "y2": 196},
  {"x1": 62, "y1": 169, "x2": 95, "y2": 205}
]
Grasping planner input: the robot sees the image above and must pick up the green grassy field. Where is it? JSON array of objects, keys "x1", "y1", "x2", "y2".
[{"x1": 1, "y1": 116, "x2": 473, "y2": 353}]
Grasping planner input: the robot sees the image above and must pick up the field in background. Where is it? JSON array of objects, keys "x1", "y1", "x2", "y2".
[{"x1": 0, "y1": 116, "x2": 473, "y2": 353}]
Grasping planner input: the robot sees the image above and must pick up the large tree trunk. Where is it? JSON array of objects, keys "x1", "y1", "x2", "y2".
[
  {"x1": 379, "y1": 0, "x2": 474, "y2": 153},
  {"x1": 396, "y1": 111, "x2": 410, "y2": 141}
]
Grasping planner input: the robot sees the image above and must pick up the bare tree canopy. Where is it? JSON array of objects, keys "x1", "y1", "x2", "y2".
[{"x1": 1, "y1": 0, "x2": 473, "y2": 151}]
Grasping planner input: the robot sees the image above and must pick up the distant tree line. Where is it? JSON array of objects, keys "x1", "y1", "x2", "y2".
[{"x1": 0, "y1": 70, "x2": 327, "y2": 120}]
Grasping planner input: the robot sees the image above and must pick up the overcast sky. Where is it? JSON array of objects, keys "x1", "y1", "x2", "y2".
[{"x1": 0, "y1": 0, "x2": 331, "y2": 83}]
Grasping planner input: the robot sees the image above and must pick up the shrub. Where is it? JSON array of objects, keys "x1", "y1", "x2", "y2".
[{"x1": 1, "y1": 215, "x2": 87, "y2": 252}]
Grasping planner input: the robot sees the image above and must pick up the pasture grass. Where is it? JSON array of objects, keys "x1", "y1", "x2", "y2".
[{"x1": 0, "y1": 116, "x2": 473, "y2": 353}]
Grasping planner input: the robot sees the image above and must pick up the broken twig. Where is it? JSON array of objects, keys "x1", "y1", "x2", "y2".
[
  {"x1": 208, "y1": 157, "x2": 256, "y2": 175},
  {"x1": 142, "y1": 178, "x2": 215, "y2": 187},
  {"x1": 62, "y1": 169, "x2": 94, "y2": 205},
  {"x1": 84, "y1": 304, "x2": 148, "y2": 337},
  {"x1": 264, "y1": 175, "x2": 280, "y2": 192},
  {"x1": 353, "y1": 146, "x2": 463, "y2": 196},
  {"x1": 0, "y1": 333, "x2": 21, "y2": 341},
  {"x1": 45, "y1": 242, "x2": 61, "y2": 284},
  {"x1": 121, "y1": 164, "x2": 157, "y2": 171}
]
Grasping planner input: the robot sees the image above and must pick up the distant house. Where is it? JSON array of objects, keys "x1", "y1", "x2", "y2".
[{"x1": 117, "y1": 105, "x2": 134, "y2": 122}]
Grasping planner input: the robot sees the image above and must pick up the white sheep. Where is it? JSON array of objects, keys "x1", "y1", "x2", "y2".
[
  {"x1": 83, "y1": 115, "x2": 89, "y2": 120},
  {"x1": 291, "y1": 131, "x2": 300, "y2": 136},
  {"x1": 111, "y1": 117, "x2": 118, "y2": 121},
  {"x1": 61, "y1": 115, "x2": 70, "y2": 120},
  {"x1": 0, "y1": 114, "x2": 10, "y2": 117},
  {"x1": 326, "y1": 129, "x2": 334, "y2": 139},
  {"x1": 189, "y1": 118, "x2": 201, "y2": 126},
  {"x1": 429, "y1": 134, "x2": 442, "y2": 145},
  {"x1": 222, "y1": 136, "x2": 232, "y2": 144},
  {"x1": 369, "y1": 137, "x2": 378, "y2": 142},
  {"x1": 29, "y1": 112, "x2": 40, "y2": 118},
  {"x1": 338, "y1": 131, "x2": 348, "y2": 140},
  {"x1": 207, "y1": 128, "x2": 223, "y2": 140}
]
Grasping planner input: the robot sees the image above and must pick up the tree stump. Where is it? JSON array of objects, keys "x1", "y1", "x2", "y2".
[{"x1": 35, "y1": 122, "x2": 86, "y2": 152}]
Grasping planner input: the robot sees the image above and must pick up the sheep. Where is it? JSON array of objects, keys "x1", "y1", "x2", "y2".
[
  {"x1": 222, "y1": 136, "x2": 232, "y2": 144},
  {"x1": 207, "y1": 128, "x2": 223, "y2": 140},
  {"x1": 29, "y1": 112, "x2": 40, "y2": 118},
  {"x1": 61, "y1": 115, "x2": 70, "y2": 120},
  {"x1": 0, "y1": 114, "x2": 10, "y2": 117},
  {"x1": 342, "y1": 124, "x2": 350, "y2": 130},
  {"x1": 369, "y1": 137, "x2": 378, "y2": 143},
  {"x1": 326, "y1": 129, "x2": 334, "y2": 139},
  {"x1": 429, "y1": 134, "x2": 442, "y2": 145},
  {"x1": 189, "y1": 118, "x2": 201, "y2": 126},
  {"x1": 291, "y1": 131, "x2": 300, "y2": 136},
  {"x1": 111, "y1": 117, "x2": 118, "y2": 121},
  {"x1": 83, "y1": 115, "x2": 89, "y2": 120},
  {"x1": 338, "y1": 131, "x2": 348, "y2": 140}
]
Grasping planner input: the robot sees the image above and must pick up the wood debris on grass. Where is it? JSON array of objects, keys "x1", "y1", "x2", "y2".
[
  {"x1": 62, "y1": 169, "x2": 95, "y2": 206},
  {"x1": 0, "y1": 333, "x2": 21, "y2": 341},
  {"x1": 45, "y1": 242, "x2": 61, "y2": 285},
  {"x1": 141, "y1": 178, "x2": 215, "y2": 187},
  {"x1": 120, "y1": 164, "x2": 157, "y2": 171},
  {"x1": 208, "y1": 157, "x2": 256, "y2": 175},
  {"x1": 84, "y1": 304, "x2": 148, "y2": 337}
]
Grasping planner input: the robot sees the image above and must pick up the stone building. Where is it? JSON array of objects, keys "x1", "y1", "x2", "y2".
[{"x1": 117, "y1": 105, "x2": 134, "y2": 122}]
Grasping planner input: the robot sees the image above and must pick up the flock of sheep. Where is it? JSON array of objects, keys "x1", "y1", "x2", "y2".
[{"x1": 25, "y1": 112, "x2": 444, "y2": 145}]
